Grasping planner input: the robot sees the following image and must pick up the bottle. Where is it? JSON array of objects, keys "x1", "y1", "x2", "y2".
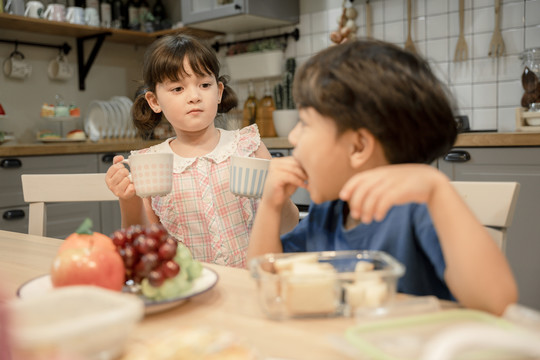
[
  {"x1": 151, "y1": 0, "x2": 165, "y2": 29},
  {"x1": 127, "y1": 0, "x2": 140, "y2": 30},
  {"x1": 138, "y1": 0, "x2": 150, "y2": 31},
  {"x1": 256, "y1": 80, "x2": 277, "y2": 137},
  {"x1": 242, "y1": 82, "x2": 257, "y2": 128},
  {"x1": 111, "y1": 0, "x2": 124, "y2": 28},
  {"x1": 100, "y1": 0, "x2": 112, "y2": 27}
]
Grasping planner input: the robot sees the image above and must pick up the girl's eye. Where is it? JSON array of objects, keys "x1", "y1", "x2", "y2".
[{"x1": 201, "y1": 83, "x2": 212, "y2": 88}]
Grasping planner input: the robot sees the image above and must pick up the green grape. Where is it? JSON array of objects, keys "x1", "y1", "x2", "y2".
[
  {"x1": 186, "y1": 260, "x2": 203, "y2": 281},
  {"x1": 174, "y1": 244, "x2": 194, "y2": 268},
  {"x1": 159, "y1": 278, "x2": 181, "y2": 299},
  {"x1": 141, "y1": 278, "x2": 159, "y2": 299},
  {"x1": 174, "y1": 273, "x2": 193, "y2": 294}
]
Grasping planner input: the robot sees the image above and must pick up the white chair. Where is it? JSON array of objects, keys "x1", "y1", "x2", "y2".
[
  {"x1": 451, "y1": 181, "x2": 520, "y2": 253},
  {"x1": 21, "y1": 173, "x2": 118, "y2": 236}
]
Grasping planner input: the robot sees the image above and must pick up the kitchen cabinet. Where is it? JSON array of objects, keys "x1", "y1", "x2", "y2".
[
  {"x1": 181, "y1": 0, "x2": 299, "y2": 34},
  {"x1": 439, "y1": 147, "x2": 540, "y2": 310},
  {"x1": 0, "y1": 13, "x2": 222, "y2": 90}
]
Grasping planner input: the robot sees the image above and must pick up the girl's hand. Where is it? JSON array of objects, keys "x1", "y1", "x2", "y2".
[
  {"x1": 105, "y1": 155, "x2": 137, "y2": 200},
  {"x1": 339, "y1": 164, "x2": 446, "y2": 223},
  {"x1": 261, "y1": 156, "x2": 307, "y2": 209}
]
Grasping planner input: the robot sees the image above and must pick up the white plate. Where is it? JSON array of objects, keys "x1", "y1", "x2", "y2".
[
  {"x1": 113, "y1": 96, "x2": 135, "y2": 137},
  {"x1": 41, "y1": 116, "x2": 81, "y2": 121},
  {"x1": 17, "y1": 267, "x2": 218, "y2": 315},
  {"x1": 107, "y1": 100, "x2": 123, "y2": 138},
  {"x1": 85, "y1": 101, "x2": 108, "y2": 140},
  {"x1": 110, "y1": 98, "x2": 129, "y2": 138}
]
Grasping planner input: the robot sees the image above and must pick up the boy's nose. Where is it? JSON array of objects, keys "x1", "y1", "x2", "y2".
[{"x1": 288, "y1": 122, "x2": 300, "y2": 146}]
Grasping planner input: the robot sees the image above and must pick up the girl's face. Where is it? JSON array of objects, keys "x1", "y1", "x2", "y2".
[
  {"x1": 147, "y1": 58, "x2": 224, "y2": 134},
  {"x1": 288, "y1": 107, "x2": 356, "y2": 203}
]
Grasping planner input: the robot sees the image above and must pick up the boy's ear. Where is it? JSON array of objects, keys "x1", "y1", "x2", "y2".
[
  {"x1": 349, "y1": 129, "x2": 375, "y2": 169},
  {"x1": 145, "y1": 91, "x2": 161, "y2": 113}
]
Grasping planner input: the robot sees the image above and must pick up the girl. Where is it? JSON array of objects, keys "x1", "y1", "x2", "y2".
[{"x1": 106, "y1": 34, "x2": 298, "y2": 268}]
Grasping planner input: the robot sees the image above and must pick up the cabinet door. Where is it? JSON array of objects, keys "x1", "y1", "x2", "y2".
[
  {"x1": 98, "y1": 152, "x2": 128, "y2": 235},
  {"x1": 440, "y1": 147, "x2": 540, "y2": 310},
  {"x1": 181, "y1": 0, "x2": 244, "y2": 24}
]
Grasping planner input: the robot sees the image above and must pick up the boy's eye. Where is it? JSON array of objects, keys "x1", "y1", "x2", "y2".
[{"x1": 172, "y1": 87, "x2": 183, "y2": 92}]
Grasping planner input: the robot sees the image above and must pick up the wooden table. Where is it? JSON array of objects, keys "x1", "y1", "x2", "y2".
[{"x1": 0, "y1": 230, "x2": 360, "y2": 360}]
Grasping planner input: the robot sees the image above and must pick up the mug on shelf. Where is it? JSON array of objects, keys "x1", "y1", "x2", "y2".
[
  {"x1": 24, "y1": 0, "x2": 44, "y2": 18},
  {"x1": 48, "y1": 54, "x2": 73, "y2": 81},
  {"x1": 4, "y1": 0, "x2": 26, "y2": 15},
  {"x1": 121, "y1": 153, "x2": 174, "y2": 198},
  {"x1": 66, "y1": 6, "x2": 85, "y2": 25},
  {"x1": 84, "y1": 7, "x2": 100, "y2": 26},
  {"x1": 43, "y1": 3, "x2": 66, "y2": 22},
  {"x1": 3, "y1": 51, "x2": 32, "y2": 79}
]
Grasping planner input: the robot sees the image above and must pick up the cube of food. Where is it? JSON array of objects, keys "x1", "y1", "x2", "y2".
[{"x1": 274, "y1": 253, "x2": 318, "y2": 273}]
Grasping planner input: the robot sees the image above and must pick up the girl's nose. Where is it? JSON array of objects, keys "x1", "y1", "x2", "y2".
[{"x1": 187, "y1": 87, "x2": 202, "y2": 103}]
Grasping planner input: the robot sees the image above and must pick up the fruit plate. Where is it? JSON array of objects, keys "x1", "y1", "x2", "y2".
[{"x1": 16, "y1": 267, "x2": 219, "y2": 315}]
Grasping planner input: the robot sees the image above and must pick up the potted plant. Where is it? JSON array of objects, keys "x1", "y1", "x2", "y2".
[{"x1": 273, "y1": 58, "x2": 299, "y2": 138}]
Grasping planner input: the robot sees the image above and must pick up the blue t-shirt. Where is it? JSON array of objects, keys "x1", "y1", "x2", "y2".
[{"x1": 280, "y1": 200, "x2": 454, "y2": 301}]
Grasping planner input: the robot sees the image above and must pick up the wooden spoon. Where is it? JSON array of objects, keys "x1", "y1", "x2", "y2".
[
  {"x1": 454, "y1": 0, "x2": 468, "y2": 61},
  {"x1": 404, "y1": 0, "x2": 417, "y2": 53},
  {"x1": 365, "y1": 0, "x2": 372, "y2": 38}
]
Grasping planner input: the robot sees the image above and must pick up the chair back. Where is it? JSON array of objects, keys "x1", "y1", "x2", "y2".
[
  {"x1": 21, "y1": 173, "x2": 117, "y2": 236},
  {"x1": 451, "y1": 181, "x2": 520, "y2": 253}
]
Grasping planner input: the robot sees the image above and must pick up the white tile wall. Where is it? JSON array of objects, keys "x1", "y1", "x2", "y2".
[{"x1": 230, "y1": 0, "x2": 540, "y2": 132}]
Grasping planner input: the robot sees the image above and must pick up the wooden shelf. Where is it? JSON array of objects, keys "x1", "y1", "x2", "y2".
[
  {"x1": 0, "y1": 13, "x2": 223, "y2": 90},
  {"x1": 0, "y1": 13, "x2": 223, "y2": 46}
]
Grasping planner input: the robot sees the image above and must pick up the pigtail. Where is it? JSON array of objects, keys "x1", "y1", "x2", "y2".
[
  {"x1": 217, "y1": 75, "x2": 238, "y2": 113},
  {"x1": 131, "y1": 87, "x2": 162, "y2": 138}
]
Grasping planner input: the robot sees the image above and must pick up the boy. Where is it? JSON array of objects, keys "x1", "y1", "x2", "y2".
[{"x1": 248, "y1": 39, "x2": 517, "y2": 315}]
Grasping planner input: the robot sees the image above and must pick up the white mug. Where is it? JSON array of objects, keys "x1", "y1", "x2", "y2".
[
  {"x1": 229, "y1": 155, "x2": 270, "y2": 198},
  {"x1": 122, "y1": 153, "x2": 174, "y2": 198},
  {"x1": 48, "y1": 54, "x2": 73, "y2": 81},
  {"x1": 3, "y1": 51, "x2": 32, "y2": 79},
  {"x1": 84, "y1": 7, "x2": 100, "y2": 26},
  {"x1": 66, "y1": 6, "x2": 85, "y2": 24},
  {"x1": 4, "y1": 0, "x2": 26, "y2": 15},
  {"x1": 24, "y1": 0, "x2": 44, "y2": 18},
  {"x1": 43, "y1": 3, "x2": 66, "y2": 22}
]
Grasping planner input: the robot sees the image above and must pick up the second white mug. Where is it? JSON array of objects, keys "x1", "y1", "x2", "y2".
[
  {"x1": 84, "y1": 7, "x2": 100, "y2": 26},
  {"x1": 43, "y1": 3, "x2": 66, "y2": 22},
  {"x1": 48, "y1": 54, "x2": 73, "y2": 81},
  {"x1": 24, "y1": 0, "x2": 44, "y2": 18}
]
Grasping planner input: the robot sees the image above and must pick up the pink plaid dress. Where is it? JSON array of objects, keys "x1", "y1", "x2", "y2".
[{"x1": 132, "y1": 125, "x2": 261, "y2": 268}]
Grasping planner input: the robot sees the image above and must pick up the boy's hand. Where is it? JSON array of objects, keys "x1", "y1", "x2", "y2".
[
  {"x1": 105, "y1": 155, "x2": 137, "y2": 200},
  {"x1": 261, "y1": 157, "x2": 307, "y2": 209},
  {"x1": 339, "y1": 164, "x2": 446, "y2": 223}
]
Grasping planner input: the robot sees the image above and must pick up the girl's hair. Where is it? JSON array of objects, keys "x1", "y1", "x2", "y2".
[
  {"x1": 132, "y1": 34, "x2": 238, "y2": 136},
  {"x1": 293, "y1": 39, "x2": 457, "y2": 164}
]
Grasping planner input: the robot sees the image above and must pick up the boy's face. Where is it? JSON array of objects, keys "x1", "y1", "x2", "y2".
[{"x1": 288, "y1": 107, "x2": 355, "y2": 204}]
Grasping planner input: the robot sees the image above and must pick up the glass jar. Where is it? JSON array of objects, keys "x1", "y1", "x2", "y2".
[{"x1": 520, "y1": 48, "x2": 540, "y2": 109}]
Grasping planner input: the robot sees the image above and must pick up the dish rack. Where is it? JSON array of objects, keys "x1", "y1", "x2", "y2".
[{"x1": 515, "y1": 107, "x2": 540, "y2": 132}]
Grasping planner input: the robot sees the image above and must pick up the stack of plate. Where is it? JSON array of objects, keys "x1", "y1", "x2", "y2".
[{"x1": 85, "y1": 96, "x2": 135, "y2": 142}]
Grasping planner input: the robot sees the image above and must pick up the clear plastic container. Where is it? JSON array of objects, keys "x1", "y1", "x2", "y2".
[
  {"x1": 520, "y1": 48, "x2": 540, "y2": 109},
  {"x1": 249, "y1": 250, "x2": 405, "y2": 320},
  {"x1": 8, "y1": 286, "x2": 145, "y2": 360}
]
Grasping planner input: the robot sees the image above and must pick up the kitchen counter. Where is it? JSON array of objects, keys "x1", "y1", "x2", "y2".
[
  {"x1": 0, "y1": 137, "x2": 294, "y2": 157},
  {"x1": 1, "y1": 133, "x2": 540, "y2": 157}
]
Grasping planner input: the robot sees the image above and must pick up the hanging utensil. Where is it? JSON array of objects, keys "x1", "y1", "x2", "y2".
[
  {"x1": 488, "y1": 0, "x2": 505, "y2": 57},
  {"x1": 365, "y1": 0, "x2": 372, "y2": 38},
  {"x1": 454, "y1": 0, "x2": 468, "y2": 62},
  {"x1": 404, "y1": 0, "x2": 417, "y2": 53}
]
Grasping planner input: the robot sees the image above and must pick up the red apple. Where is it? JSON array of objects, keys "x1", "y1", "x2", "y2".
[{"x1": 51, "y1": 246, "x2": 125, "y2": 291}]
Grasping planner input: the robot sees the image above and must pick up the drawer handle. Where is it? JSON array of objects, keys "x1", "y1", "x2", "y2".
[
  {"x1": 1, "y1": 158, "x2": 22, "y2": 168},
  {"x1": 3, "y1": 209, "x2": 25, "y2": 220},
  {"x1": 444, "y1": 150, "x2": 471, "y2": 162}
]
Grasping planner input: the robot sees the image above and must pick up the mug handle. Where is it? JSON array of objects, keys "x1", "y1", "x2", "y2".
[
  {"x1": 43, "y1": 4, "x2": 52, "y2": 19},
  {"x1": 120, "y1": 159, "x2": 133, "y2": 182},
  {"x1": 9, "y1": 50, "x2": 25, "y2": 60}
]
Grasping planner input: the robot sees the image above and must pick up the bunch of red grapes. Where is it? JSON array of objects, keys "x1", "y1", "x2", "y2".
[{"x1": 110, "y1": 224, "x2": 180, "y2": 287}]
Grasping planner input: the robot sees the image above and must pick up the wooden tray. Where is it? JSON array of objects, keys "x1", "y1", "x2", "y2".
[{"x1": 515, "y1": 107, "x2": 540, "y2": 132}]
